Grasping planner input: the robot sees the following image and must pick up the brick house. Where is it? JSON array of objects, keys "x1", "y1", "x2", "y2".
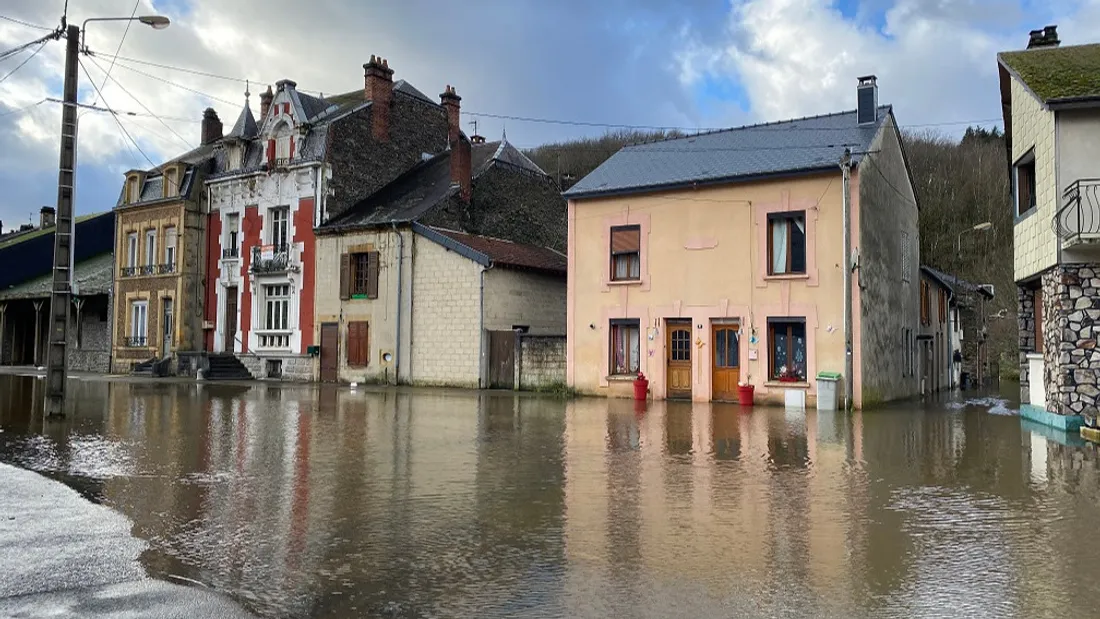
[
  {"x1": 313, "y1": 86, "x2": 567, "y2": 385},
  {"x1": 203, "y1": 56, "x2": 450, "y2": 380},
  {"x1": 998, "y1": 27, "x2": 1100, "y2": 427},
  {"x1": 110, "y1": 113, "x2": 217, "y2": 373}
]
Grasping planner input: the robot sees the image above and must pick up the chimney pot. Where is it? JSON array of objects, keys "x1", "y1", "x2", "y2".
[
  {"x1": 39, "y1": 206, "x2": 56, "y2": 228},
  {"x1": 259, "y1": 85, "x2": 274, "y2": 120},
  {"x1": 201, "y1": 107, "x2": 223, "y2": 145},
  {"x1": 856, "y1": 75, "x2": 878, "y2": 126},
  {"x1": 364, "y1": 55, "x2": 395, "y2": 140},
  {"x1": 1027, "y1": 25, "x2": 1060, "y2": 49}
]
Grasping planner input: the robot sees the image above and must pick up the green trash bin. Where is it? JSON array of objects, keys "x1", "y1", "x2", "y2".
[{"x1": 816, "y1": 372, "x2": 842, "y2": 411}]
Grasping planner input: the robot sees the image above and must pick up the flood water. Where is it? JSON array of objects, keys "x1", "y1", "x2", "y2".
[{"x1": 2, "y1": 374, "x2": 1100, "y2": 618}]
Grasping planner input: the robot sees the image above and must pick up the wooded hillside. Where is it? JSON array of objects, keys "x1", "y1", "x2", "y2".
[{"x1": 526, "y1": 126, "x2": 1018, "y2": 375}]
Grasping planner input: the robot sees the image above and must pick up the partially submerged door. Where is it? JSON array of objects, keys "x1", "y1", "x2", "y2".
[
  {"x1": 488, "y1": 330, "x2": 515, "y2": 389},
  {"x1": 224, "y1": 286, "x2": 238, "y2": 352},
  {"x1": 666, "y1": 320, "x2": 692, "y2": 399},
  {"x1": 320, "y1": 322, "x2": 338, "y2": 382},
  {"x1": 712, "y1": 323, "x2": 740, "y2": 401}
]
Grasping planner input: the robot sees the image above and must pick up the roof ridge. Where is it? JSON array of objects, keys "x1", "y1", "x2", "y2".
[{"x1": 626, "y1": 105, "x2": 892, "y2": 148}]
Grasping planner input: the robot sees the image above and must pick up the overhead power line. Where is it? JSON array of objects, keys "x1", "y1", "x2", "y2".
[
  {"x1": 91, "y1": 0, "x2": 141, "y2": 108},
  {"x1": 0, "y1": 14, "x2": 54, "y2": 31},
  {"x1": 0, "y1": 42, "x2": 45, "y2": 84},
  {"x1": 1, "y1": 29, "x2": 61, "y2": 61},
  {"x1": 84, "y1": 53, "x2": 192, "y2": 149},
  {"x1": 0, "y1": 98, "x2": 45, "y2": 118},
  {"x1": 105, "y1": 57, "x2": 238, "y2": 107},
  {"x1": 78, "y1": 58, "x2": 157, "y2": 172},
  {"x1": 44, "y1": 97, "x2": 200, "y2": 122}
]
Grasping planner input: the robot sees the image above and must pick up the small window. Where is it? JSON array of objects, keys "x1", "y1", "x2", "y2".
[
  {"x1": 130, "y1": 300, "x2": 148, "y2": 345},
  {"x1": 610, "y1": 225, "x2": 640, "y2": 281},
  {"x1": 342, "y1": 251, "x2": 379, "y2": 299},
  {"x1": 126, "y1": 177, "x2": 140, "y2": 203},
  {"x1": 269, "y1": 208, "x2": 289, "y2": 248},
  {"x1": 264, "y1": 284, "x2": 290, "y2": 330},
  {"x1": 228, "y1": 146, "x2": 242, "y2": 171},
  {"x1": 769, "y1": 319, "x2": 807, "y2": 381},
  {"x1": 938, "y1": 289, "x2": 946, "y2": 324},
  {"x1": 347, "y1": 321, "x2": 369, "y2": 367},
  {"x1": 920, "y1": 280, "x2": 931, "y2": 325},
  {"x1": 1015, "y1": 152, "x2": 1036, "y2": 216},
  {"x1": 126, "y1": 232, "x2": 138, "y2": 268},
  {"x1": 609, "y1": 319, "x2": 640, "y2": 375},
  {"x1": 225, "y1": 214, "x2": 240, "y2": 258},
  {"x1": 145, "y1": 229, "x2": 157, "y2": 267},
  {"x1": 767, "y1": 211, "x2": 806, "y2": 275},
  {"x1": 164, "y1": 226, "x2": 177, "y2": 268}
]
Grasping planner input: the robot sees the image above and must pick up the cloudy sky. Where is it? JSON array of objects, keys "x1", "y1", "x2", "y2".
[{"x1": 0, "y1": 0, "x2": 1094, "y2": 229}]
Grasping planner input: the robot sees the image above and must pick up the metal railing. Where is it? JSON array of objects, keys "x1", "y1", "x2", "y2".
[
  {"x1": 250, "y1": 244, "x2": 292, "y2": 274},
  {"x1": 1053, "y1": 179, "x2": 1100, "y2": 240},
  {"x1": 120, "y1": 265, "x2": 138, "y2": 277},
  {"x1": 255, "y1": 330, "x2": 292, "y2": 349},
  {"x1": 157, "y1": 262, "x2": 176, "y2": 275},
  {"x1": 140, "y1": 264, "x2": 156, "y2": 276},
  {"x1": 124, "y1": 336, "x2": 148, "y2": 347},
  {"x1": 222, "y1": 246, "x2": 239, "y2": 259}
]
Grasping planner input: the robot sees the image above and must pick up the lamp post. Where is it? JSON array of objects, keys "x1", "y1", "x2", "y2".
[
  {"x1": 948, "y1": 221, "x2": 992, "y2": 391},
  {"x1": 44, "y1": 15, "x2": 170, "y2": 418}
]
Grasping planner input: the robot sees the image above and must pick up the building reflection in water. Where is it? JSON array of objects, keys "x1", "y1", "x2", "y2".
[{"x1": 3, "y1": 374, "x2": 1100, "y2": 618}]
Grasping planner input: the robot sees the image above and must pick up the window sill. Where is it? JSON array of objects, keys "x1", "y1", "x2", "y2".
[
  {"x1": 606, "y1": 374, "x2": 638, "y2": 382},
  {"x1": 764, "y1": 381, "x2": 810, "y2": 389},
  {"x1": 607, "y1": 279, "x2": 642, "y2": 286},
  {"x1": 764, "y1": 273, "x2": 809, "y2": 281}
]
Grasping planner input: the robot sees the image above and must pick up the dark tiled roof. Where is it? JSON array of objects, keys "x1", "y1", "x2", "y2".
[
  {"x1": 564, "y1": 106, "x2": 891, "y2": 198},
  {"x1": 226, "y1": 102, "x2": 258, "y2": 139},
  {"x1": 426, "y1": 227, "x2": 566, "y2": 274},
  {"x1": 0, "y1": 252, "x2": 114, "y2": 300},
  {"x1": 296, "y1": 91, "x2": 331, "y2": 120},
  {"x1": 394, "y1": 80, "x2": 435, "y2": 104},
  {"x1": 322, "y1": 140, "x2": 542, "y2": 229},
  {"x1": 115, "y1": 143, "x2": 213, "y2": 207},
  {"x1": 921, "y1": 266, "x2": 994, "y2": 299},
  {"x1": 999, "y1": 44, "x2": 1100, "y2": 103}
]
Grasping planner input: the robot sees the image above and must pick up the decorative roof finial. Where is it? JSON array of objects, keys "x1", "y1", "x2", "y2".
[
  {"x1": 245, "y1": 79, "x2": 250, "y2": 100},
  {"x1": 502, "y1": 122, "x2": 507, "y2": 142}
]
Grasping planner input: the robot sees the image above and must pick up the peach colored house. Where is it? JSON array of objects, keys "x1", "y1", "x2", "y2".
[{"x1": 563, "y1": 77, "x2": 920, "y2": 408}]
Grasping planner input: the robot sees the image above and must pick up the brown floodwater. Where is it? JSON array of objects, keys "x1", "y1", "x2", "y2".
[{"x1": 1, "y1": 374, "x2": 1099, "y2": 618}]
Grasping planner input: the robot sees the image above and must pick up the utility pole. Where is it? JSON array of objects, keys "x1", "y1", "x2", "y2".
[
  {"x1": 44, "y1": 24, "x2": 80, "y2": 418},
  {"x1": 841, "y1": 149, "x2": 854, "y2": 412}
]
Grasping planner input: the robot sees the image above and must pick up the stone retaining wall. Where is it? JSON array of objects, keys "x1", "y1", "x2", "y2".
[
  {"x1": 516, "y1": 335, "x2": 566, "y2": 390},
  {"x1": 1018, "y1": 285, "x2": 1036, "y2": 402}
]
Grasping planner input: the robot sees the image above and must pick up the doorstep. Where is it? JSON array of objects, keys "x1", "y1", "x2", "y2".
[
  {"x1": 1020, "y1": 404, "x2": 1084, "y2": 432},
  {"x1": 1081, "y1": 426, "x2": 1100, "y2": 445}
]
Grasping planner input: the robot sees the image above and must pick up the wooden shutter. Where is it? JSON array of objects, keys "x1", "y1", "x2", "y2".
[
  {"x1": 1034, "y1": 288, "x2": 1044, "y2": 353},
  {"x1": 366, "y1": 251, "x2": 380, "y2": 299},
  {"x1": 339, "y1": 253, "x2": 351, "y2": 300},
  {"x1": 346, "y1": 321, "x2": 369, "y2": 366},
  {"x1": 266, "y1": 139, "x2": 276, "y2": 165},
  {"x1": 610, "y1": 226, "x2": 640, "y2": 254}
]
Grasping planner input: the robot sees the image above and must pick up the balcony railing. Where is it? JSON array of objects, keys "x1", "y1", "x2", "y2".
[
  {"x1": 255, "y1": 329, "x2": 292, "y2": 350},
  {"x1": 1053, "y1": 179, "x2": 1100, "y2": 243},
  {"x1": 157, "y1": 262, "x2": 176, "y2": 275},
  {"x1": 124, "y1": 336, "x2": 148, "y2": 347},
  {"x1": 222, "y1": 246, "x2": 239, "y2": 259},
  {"x1": 120, "y1": 266, "x2": 138, "y2": 277},
  {"x1": 140, "y1": 264, "x2": 156, "y2": 276},
  {"x1": 250, "y1": 244, "x2": 295, "y2": 274}
]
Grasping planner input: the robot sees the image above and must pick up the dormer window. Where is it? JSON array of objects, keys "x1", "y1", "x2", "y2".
[
  {"x1": 273, "y1": 122, "x2": 293, "y2": 164},
  {"x1": 228, "y1": 145, "x2": 242, "y2": 170},
  {"x1": 126, "y1": 176, "x2": 140, "y2": 204},
  {"x1": 164, "y1": 168, "x2": 178, "y2": 198}
]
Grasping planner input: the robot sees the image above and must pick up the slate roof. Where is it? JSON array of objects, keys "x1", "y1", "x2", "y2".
[
  {"x1": 0, "y1": 252, "x2": 114, "y2": 300},
  {"x1": 921, "y1": 266, "x2": 994, "y2": 299},
  {"x1": 0, "y1": 212, "x2": 108, "y2": 250},
  {"x1": 226, "y1": 102, "x2": 258, "y2": 140},
  {"x1": 320, "y1": 140, "x2": 547, "y2": 230},
  {"x1": 417, "y1": 224, "x2": 566, "y2": 275},
  {"x1": 563, "y1": 106, "x2": 892, "y2": 199},
  {"x1": 999, "y1": 44, "x2": 1100, "y2": 103},
  {"x1": 115, "y1": 142, "x2": 214, "y2": 207}
]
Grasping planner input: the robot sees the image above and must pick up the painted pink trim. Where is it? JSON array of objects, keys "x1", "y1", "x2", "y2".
[
  {"x1": 567, "y1": 200, "x2": 577, "y2": 387},
  {"x1": 754, "y1": 190, "x2": 821, "y2": 288},
  {"x1": 683, "y1": 237, "x2": 718, "y2": 250},
  {"x1": 755, "y1": 285, "x2": 820, "y2": 397},
  {"x1": 602, "y1": 210, "x2": 652, "y2": 292},
  {"x1": 850, "y1": 170, "x2": 863, "y2": 408},
  {"x1": 598, "y1": 300, "x2": 652, "y2": 388}
]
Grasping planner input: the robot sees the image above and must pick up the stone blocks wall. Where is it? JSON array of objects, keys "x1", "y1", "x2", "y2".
[
  {"x1": 1018, "y1": 285, "x2": 1035, "y2": 402},
  {"x1": 1041, "y1": 264, "x2": 1100, "y2": 416},
  {"x1": 517, "y1": 335, "x2": 566, "y2": 389},
  {"x1": 409, "y1": 237, "x2": 482, "y2": 387}
]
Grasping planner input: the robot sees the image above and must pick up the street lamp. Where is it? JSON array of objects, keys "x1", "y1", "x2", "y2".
[
  {"x1": 949, "y1": 220, "x2": 993, "y2": 391},
  {"x1": 44, "y1": 15, "x2": 170, "y2": 418},
  {"x1": 957, "y1": 221, "x2": 993, "y2": 254}
]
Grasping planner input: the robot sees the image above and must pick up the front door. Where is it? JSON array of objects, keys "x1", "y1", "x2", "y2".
[
  {"x1": 161, "y1": 298, "x2": 174, "y2": 356},
  {"x1": 712, "y1": 323, "x2": 740, "y2": 401},
  {"x1": 320, "y1": 322, "x2": 338, "y2": 382},
  {"x1": 666, "y1": 320, "x2": 692, "y2": 399},
  {"x1": 224, "y1": 286, "x2": 238, "y2": 352}
]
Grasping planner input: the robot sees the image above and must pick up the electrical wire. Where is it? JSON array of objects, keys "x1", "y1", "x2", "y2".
[
  {"x1": 861, "y1": 153, "x2": 918, "y2": 207},
  {"x1": 0, "y1": 42, "x2": 45, "y2": 84},
  {"x1": 78, "y1": 57, "x2": 162, "y2": 175},
  {"x1": 84, "y1": 53, "x2": 192, "y2": 149},
  {"x1": 105, "y1": 57, "x2": 239, "y2": 107},
  {"x1": 0, "y1": 98, "x2": 45, "y2": 118},
  {"x1": 91, "y1": 0, "x2": 140, "y2": 108},
  {"x1": 0, "y1": 14, "x2": 53, "y2": 31},
  {"x1": 0, "y1": 30, "x2": 61, "y2": 61}
]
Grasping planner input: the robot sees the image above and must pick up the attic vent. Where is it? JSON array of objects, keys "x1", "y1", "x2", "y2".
[{"x1": 857, "y1": 75, "x2": 878, "y2": 126}]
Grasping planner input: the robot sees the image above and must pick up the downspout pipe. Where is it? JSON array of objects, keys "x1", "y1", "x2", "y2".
[
  {"x1": 841, "y1": 149, "x2": 854, "y2": 411},
  {"x1": 392, "y1": 222, "x2": 404, "y2": 385}
]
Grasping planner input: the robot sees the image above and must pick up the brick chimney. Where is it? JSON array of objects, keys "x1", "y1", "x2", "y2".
[
  {"x1": 1027, "y1": 25, "x2": 1060, "y2": 49},
  {"x1": 364, "y1": 55, "x2": 394, "y2": 141},
  {"x1": 40, "y1": 206, "x2": 55, "y2": 228},
  {"x1": 201, "y1": 108, "x2": 223, "y2": 145},
  {"x1": 259, "y1": 85, "x2": 274, "y2": 120},
  {"x1": 440, "y1": 85, "x2": 470, "y2": 202}
]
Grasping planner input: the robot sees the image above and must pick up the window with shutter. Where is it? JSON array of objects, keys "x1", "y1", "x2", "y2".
[
  {"x1": 339, "y1": 253, "x2": 351, "y2": 300},
  {"x1": 609, "y1": 226, "x2": 641, "y2": 281},
  {"x1": 349, "y1": 251, "x2": 380, "y2": 298},
  {"x1": 347, "y1": 321, "x2": 369, "y2": 366}
]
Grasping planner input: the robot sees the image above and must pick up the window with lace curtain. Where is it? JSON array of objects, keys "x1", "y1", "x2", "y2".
[
  {"x1": 609, "y1": 225, "x2": 640, "y2": 281},
  {"x1": 767, "y1": 211, "x2": 806, "y2": 275}
]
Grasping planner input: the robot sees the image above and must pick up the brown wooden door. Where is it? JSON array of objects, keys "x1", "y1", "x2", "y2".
[
  {"x1": 712, "y1": 324, "x2": 740, "y2": 401},
  {"x1": 666, "y1": 321, "x2": 692, "y2": 399},
  {"x1": 320, "y1": 322, "x2": 338, "y2": 382},
  {"x1": 488, "y1": 330, "x2": 515, "y2": 389},
  {"x1": 224, "y1": 286, "x2": 238, "y2": 352}
]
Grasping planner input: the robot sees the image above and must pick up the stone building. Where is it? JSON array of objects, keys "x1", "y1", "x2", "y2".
[
  {"x1": 563, "y1": 76, "x2": 921, "y2": 407},
  {"x1": 203, "y1": 56, "x2": 451, "y2": 380},
  {"x1": 0, "y1": 209, "x2": 116, "y2": 372},
  {"x1": 313, "y1": 93, "x2": 567, "y2": 385},
  {"x1": 922, "y1": 266, "x2": 995, "y2": 390},
  {"x1": 998, "y1": 28, "x2": 1100, "y2": 427},
  {"x1": 110, "y1": 116, "x2": 217, "y2": 373}
]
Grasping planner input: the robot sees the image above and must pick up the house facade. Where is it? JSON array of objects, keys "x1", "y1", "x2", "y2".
[
  {"x1": 563, "y1": 77, "x2": 920, "y2": 408},
  {"x1": 110, "y1": 117, "x2": 216, "y2": 373},
  {"x1": 918, "y1": 267, "x2": 953, "y2": 395},
  {"x1": 998, "y1": 28, "x2": 1100, "y2": 421},
  {"x1": 314, "y1": 92, "x2": 567, "y2": 386},
  {"x1": 203, "y1": 56, "x2": 449, "y2": 380}
]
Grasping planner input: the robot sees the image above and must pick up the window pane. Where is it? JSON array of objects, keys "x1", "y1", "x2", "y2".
[
  {"x1": 629, "y1": 327, "x2": 640, "y2": 372},
  {"x1": 727, "y1": 330, "x2": 739, "y2": 368},
  {"x1": 715, "y1": 330, "x2": 726, "y2": 368},
  {"x1": 773, "y1": 330, "x2": 789, "y2": 377},
  {"x1": 792, "y1": 323, "x2": 806, "y2": 379},
  {"x1": 771, "y1": 219, "x2": 788, "y2": 273},
  {"x1": 790, "y1": 217, "x2": 806, "y2": 273}
]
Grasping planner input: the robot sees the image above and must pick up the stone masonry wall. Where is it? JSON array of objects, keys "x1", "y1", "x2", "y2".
[
  {"x1": 409, "y1": 236, "x2": 482, "y2": 387},
  {"x1": 517, "y1": 335, "x2": 566, "y2": 389},
  {"x1": 1042, "y1": 264, "x2": 1100, "y2": 416},
  {"x1": 1018, "y1": 285, "x2": 1035, "y2": 402}
]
